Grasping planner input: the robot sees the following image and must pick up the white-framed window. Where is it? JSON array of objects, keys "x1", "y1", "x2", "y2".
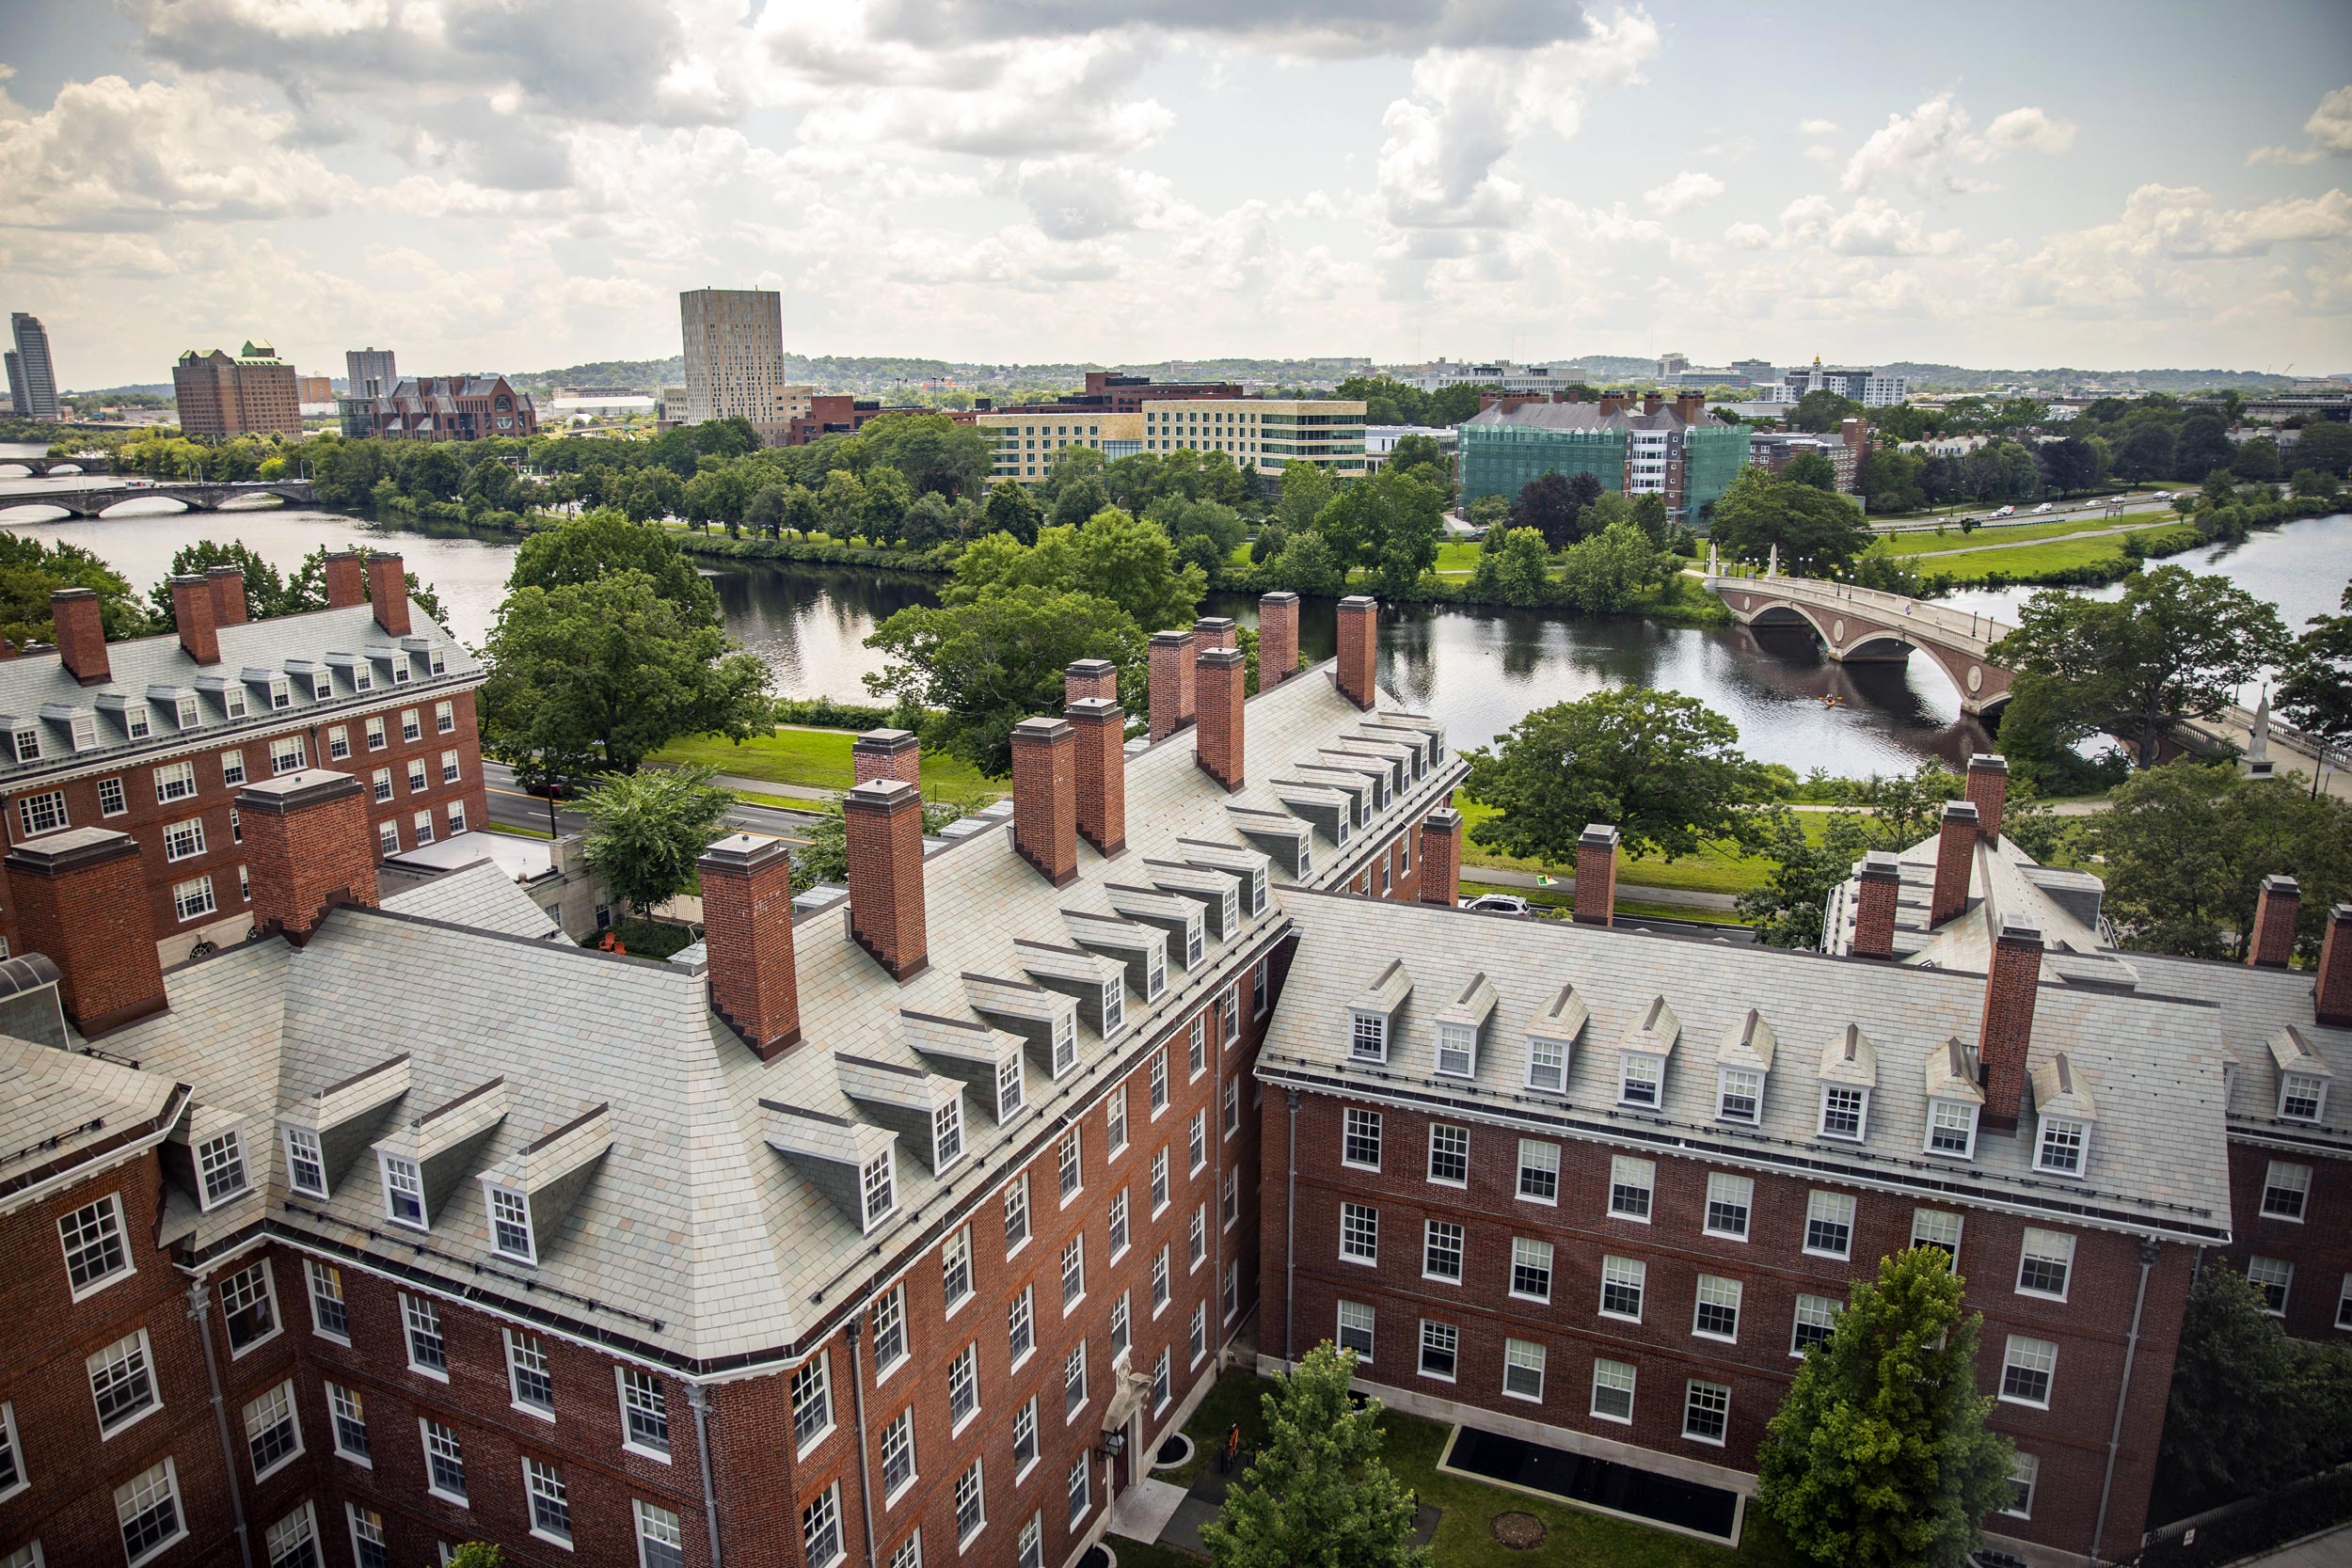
[
  {"x1": 1004, "y1": 1174, "x2": 1031, "y2": 1254},
  {"x1": 951, "y1": 1342, "x2": 980, "y2": 1430},
  {"x1": 1013, "y1": 1397, "x2": 1041, "y2": 1478},
  {"x1": 2000, "y1": 1336, "x2": 2058, "y2": 1406},
  {"x1": 1436, "y1": 1022, "x2": 1477, "y2": 1078},
  {"x1": 284, "y1": 1126, "x2": 328, "y2": 1198},
  {"x1": 2249, "y1": 1256, "x2": 2294, "y2": 1316},
  {"x1": 1254, "y1": 960, "x2": 1269, "y2": 1018},
  {"x1": 2005, "y1": 1451, "x2": 2039, "y2": 1518},
  {"x1": 1511, "y1": 1238, "x2": 1554, "y2": 1302},
  {"x1": 59, "y1": 1193, "x2": 132, "y2": 1297},
  {"x1": 1705, "y1": 1172, "x2": 1753, "y2": 1240},
  {"x1": 1618, "y1": 1053, "x2": 1661, "y2": 1107},
  {"x1": 1911, "y1": 1209, "x2": 1963, "y2": 1266},
  {"x1": 16, "y1": 789, "x2": 65, "y2": 836},
  {"x1": 1108, "y1": 1187, "x2": 1130, "y2": 1259},
  {"x1": 328, "y1": 1381, "x2": 370, "y2": 1462},
  {"x1": 0, "y1": 1400, "x2": 24, "y2": 1501},
  {"x1": 245, "y1": 1380, "x2": 303, "y2": 1480},
  {"x1": 1062, "y1": 1234, "x2": 1087, "y2": 1311},
  {"x1": 1064, "y1": 1341, "x2": 1089, "y2": 1421},
  {"x1": 2263, "y1": 1161, "x2": 2312, "y2": 1221},
  {"x1": 1152, "y1": 1048, "x2": 1172, "y2": 1113},
  {"x1": 154, "y1": 760, "x2": 197, "y2": 803},
  {"x1": 327, "y1": 725, "x2": 351, "y2": 760},
  {"x1": 220, "y1": 749, "x2": 246, "y2": 786},
  {"x1": 270, "y1": 735, "x2": 306, "y2": 773},
  {"x1": 1114, "y1": 1288, "x2": 1134, "y2": 1356},
  {"x1": 377, "y1": 819, "x2": 400, "y2": 856},
  {"x1": 437, "y1": 699, "x2": 455, "y2": 734},
  {"x1": 412, "y1": 808, "x2": 434, "y2": 844},
  {"x1": 881, "y1": 1406, "x2": 917, "y2": 1501},
  {"x1": 1152, "y1": 1346, "x2": 1173, "y2": 1413},
  {"x1": 804, "y1": 1483, "x2": 847, "y2": 1568},
  {"x1": 487, "y1": 1184, "x2": 536, "y2": 1262},
  {"x1": 1820, "y1": 1085, "x2": 1868, "y2": 1141},
  {"x1": 164, "y1": 816, "x2": 209, "y2": 863},
  {"x1": 1337, "y1": 1299, "x2": 1375, "y2": 1358},
  {"x1": 2036, "y1": 1117, "x2": 2089, "y2": 1176},
  {"x1": 1718, "y1": 1069, "x2": 1763, "y2": 1123},
  {"x1": 1526, "y1": 1035, "x2": 1568, "y2": 1093},
  {"x1": 1609, "y1": 1155, "x2": 1654, "y2": 1221},
  {"x1": 1107, "y1": 1085, "x2": 1128, "y2": 1155},
  {"x1": 1502, "y1": 1338, "x2": 1546, "y2": 1402},
  {"x1": 366, "y1": 716, "x2": 386, "y2": 751},
  {"x1": 1804, "y1": 1191, "x2": 1855, "y2": 1259},
  {"x1": 1186, "y1": 1018, "x2": 1206, "y2": 1082},
  {"x1": 1152, "y1": 1247, "x2": 1171, "y2": 1313},
  {"x1": 1600, "y1": 1256, "x2": 1645, "y2": 1321},
  {"x1": 1223, "y1": 1165, "x2": 1240, "y2": 1230},
  {"x1": 1189, "y1": 1202, "x2": 1208, "y2": 1268},
  {"x1": 1008, "y1": 1284, "x2": 1036, "y2": 1366},
  {"x1": 1343, "y1": 1107, "x2": 1382, "y2": 1170},
  {"x1": 1188, "y1": 1108, "x2": 1207, "y2": 1174},
  {"x1": 1067, "y1": 1451, "x2": 1092, "y2": 1528},
  {"x1": 268, "y1": 678, "x2": 292, "y2": 712},
  {"x1": 1191, "y1": 1299, "x2": 1211, "y2": 1365},
  {"x1": 932, "y1": 1098, "x2": 963, "y2": 1174},
  {"x1": 1059, "y1": 1127, "x2": 1084, "y2": 1203},
  {"x1": 1792, "y1": 1293, "x2": 1840, "y2": 1355},
  {"x1": 382, "y1": 1153, "x2": 426, "y2": 1227},
  {"x1": 408, "y1": 758, "x2": 428, "y2": 794},
  {"x1": 2337, "y1": 1275, "x2": 2352, "y2": 1332},
  {"x1": 402, "y1": 1292, "x2": 447, "y2": 1376},
  {"x1": 2280, "y1": 1072, "x2": 2328, "y2": 1122},
  {"x1": 863, "y1": 1152, "x2": 897, "y2": 1232},
  {"x1": 1223, "y1": 1074, "x2": 1241, "y2": 1138},
  {"x1": 1427, "y1": 1123, "x2": 1470, "y2": 1185},
  {"x1": 1423, "y1": 1219, "x2": 1464, "y2": 1282},
  {"x1": 88, "y1": 1328, "x2": 160, "y2": 1434},
  {"x1": 173, "y1": 874, "x2": 217, "y2": 922},
  {"x1": 1223, "y1": 981, "x2": 1241, "y2": 1047},
  {"x1": 440, "y1": 749, "x2": 461, "y2": 784},
  {"x1": 1151, "y1": 1148, "x2": 1170, "y2": 1214},
  {"x1": 1693, "y1": 1275, "x2": 1742, "y2": 1341},
  {"x1": 996, "y1": 1054, "x2": 1024, "y2": 1122},
  {"x1": 1418, "y1": 1319, "x2": 1456, "y2": 1380},
  {"x1": 1926, "y1": 1098, "x2": 1979, "y2": 1158},
  {"x1": 98, "y1": 775, "x2": 127, "y2": 816},
  {"x1": 506, "y1": 1329, "x2": 554, "y2": 1417},
  {"x1": 1591, "y1": 1358, "x2": 1637, "y2": 1423},
  {"x1": 1514, "y1": 1139, "x2": 1560, "y2": 1203},
  {"x1": 1018, "y1": 1515, "x2": 1044, "y2": 1568},
  {"x1": 793, "y1": 1353, "x2": 834, "y2": 1450},
  {"x1": 1683, "y1": 1381, "x2": 1731, "y2": 1445},
  {"x1": 421, "y1": 1418, "x2": 468, "y2": 1502},
  {"x1": 221, "y1": 1260, "x2": 278, "y2": 1353},
  {"x1": 402, "y1": 708, "x2": 422, "y2": 742},
  {"x1": 1350, "y1": 1010, "x2": 1388, "y2": 1063},
  {"x1": 115, "y1": 1457, "x2": 185, "y2": 1566},
  {"x1": 635, "y1": 1500, "x2": 685, "y2": 1568}
]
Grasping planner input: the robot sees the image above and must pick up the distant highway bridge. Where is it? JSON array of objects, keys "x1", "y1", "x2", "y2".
[{"x1": 0, "y1": 480, "x2": 315, "y2": 518}]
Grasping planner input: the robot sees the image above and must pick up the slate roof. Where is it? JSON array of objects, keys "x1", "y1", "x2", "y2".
[
  {"x1": 382, "y1": 859, "x2": 562, "y2": 941},
  {"x1": 1257, "y1": 891, "x2": 2237, "y2": 1244},
  {"x1": 0, "y1": 1033, "x2": 187, "y2": 1213},
  {"x1": 1462, "y1": 402, "x2": 1732, "y2": 434},
  {"x1": 0, "y1": 599, "x2": 481, "y2": 789}
]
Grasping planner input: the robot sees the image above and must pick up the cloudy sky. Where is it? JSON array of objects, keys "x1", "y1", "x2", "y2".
[{"x1": 5, "y1": 1, "x2": 2350, "y2": 388}]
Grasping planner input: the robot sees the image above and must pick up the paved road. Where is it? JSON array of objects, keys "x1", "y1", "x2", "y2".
[
  {"x1": 1867, "y1": 492, "x2": 2169, "y2": 535},
  {"x1": 480, "y1": 761, "x2": 825, "y2": 846}
]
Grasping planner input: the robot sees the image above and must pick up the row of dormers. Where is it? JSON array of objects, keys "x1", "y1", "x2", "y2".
[{"x1": 1229, "y1": 720, "x2": 1443, "y2": 877}]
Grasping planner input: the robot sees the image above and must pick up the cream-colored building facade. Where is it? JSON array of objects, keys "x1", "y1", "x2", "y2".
[
  {"x1": 977, "y1": 410, "x2": 1143, "y2": 483},
  {"x1": 1140, "y1": 398, "x2": 1367, "y2": 476}
]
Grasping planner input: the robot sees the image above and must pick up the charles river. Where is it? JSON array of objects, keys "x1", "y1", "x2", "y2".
[{"x1": 5, "y1": 444, "x2": 2348, "y2": 779}]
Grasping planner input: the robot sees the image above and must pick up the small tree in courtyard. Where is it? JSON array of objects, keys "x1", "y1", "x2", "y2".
[
  {"x1": 578, "y1": 766, "x2": 736, "y2": 918},
  {"x1": 1758, "y1": 1247, "x2": 2014, "y2": 1568},
  {"x1": 1201, "y1": 1344, "x2": 1431, "y2": 1568}
]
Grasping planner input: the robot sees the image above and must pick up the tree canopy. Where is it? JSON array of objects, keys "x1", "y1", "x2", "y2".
[
  {"x1": 508, "y1": 509, "x2": 722, "y2": 626},
  {"x1": 2278, "y1": 580, "x2": 2352, "y2": 777},
  {"x1": 2158, "y1": 1262, "x2": 2352, "y2": 1513},
  {"x1": 578, "y1": 765, "x2": 738, "y2": 915},
  {"x1": 946, "y1": 509, "x2": 1205, "y2": 629},
  {"x1": 0, "y1": 533, "x2": 150, "y2": 646},
  {"x1": 1709, "y1": 468, "x2": 1872, "y2": 576}
]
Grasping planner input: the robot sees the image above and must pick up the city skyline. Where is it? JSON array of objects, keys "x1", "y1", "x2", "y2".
[{"x1": 2, "y1": 2, "x2": 2349, "y2": 387}]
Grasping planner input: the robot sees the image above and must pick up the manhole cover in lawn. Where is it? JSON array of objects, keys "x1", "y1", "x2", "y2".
[{"x1": 1492, "y1": 1512, "x2": 1548, "y2": 1550}]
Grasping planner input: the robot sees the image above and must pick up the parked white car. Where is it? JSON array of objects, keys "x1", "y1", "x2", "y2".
[{"x1": 1460, "y1": 894, "x2": 1533, "y2": 915}]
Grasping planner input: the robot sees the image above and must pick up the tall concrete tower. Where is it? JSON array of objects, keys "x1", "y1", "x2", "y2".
[{"x1": 678, "y1": 288, "x2": 801, "y2": 444}]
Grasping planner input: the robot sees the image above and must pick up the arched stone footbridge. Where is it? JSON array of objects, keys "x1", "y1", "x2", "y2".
[
  {"x1": 0, "y1": 455, "x2": 111, "y2": 477},
  {"x1": 1706, "y1": 573, "x2": 2015, "y2": 717},
  {"x1": 0, "y1": 480, "x2": 314, "y2": 518}
]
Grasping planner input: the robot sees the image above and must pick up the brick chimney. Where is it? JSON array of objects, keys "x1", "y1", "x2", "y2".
[
  {"x1": 1259, "y1": 593, "x2": 1299, "y2": 689},
  {"x1": 3, "y1": 828, "x2": 167, "y2": 1034},
  {"x1": 206, "y1": 564, "x2": 249, "y2": 626},
  {"x1": 1930, "y1": 801, "x2": 1979, "y2": 927},
  {"x1": 1064, "y1": 658, "x2": 1118, "y2": 705},
  {"x1": 1852, "y1": 850, "x2": 1901, "y2": 958},
  {"x1": 2249, "y1": 874, "x2": 2301, "y2": 969},
  {"x1": 1336, "y1": 595, "x2": 1377, "y2": 711},
  {"x1": 1598, "y1": 392, "x2": 1625, "y2": 415},
  {"x1": 1964, "y1": 754, "x2": 2008, "y2": 842},
  {"x1": 1010, "y1": 717, "x2": 1078, "y2": 886},
  {"x1": 698, "y1": 833, "x2": 800, "y2": 1059},
  {"x1": 1196, "y1": 648, "x2": 1246, "y2": 792},
  {"x1": 168, "y1": 575, "x2": 219, "y2": 665},
  {"x1": 844, "y1": 778, "x2": 928, "y2": 980},
  {"x1": 1573, "y1": 823, "x2": 1619, "y2": 927},
  {"x1": 1195, "y1": 616, "x2": 1237, "y2": 653},
  {"x1": 239, "y1": 770, "x2": 381, "y2": 944},
  {"x1": 1148, "y1": 628, "x2": 1197, "y2": 740},
  {"x1": 325, "y1": 550, "x2": 367, "y2": 610},
  {"x1": 851, "y1": 729, "x2": 922, "y2": 787},
  {"x1": 2315, "y1": 903, "x2": 2352, "y2": 1026},
  {"x1": 1419, "y1": 808, "x2": 1462, "y2": 908},
  {"x1": 1642, "y1": 392, "x2": 1663, "y2": 415},
  {"x1": 51, "y1": 588, "x2": 108, "y2": 685},
  {"x1": 367, "y1": 553, "x2": 410, "y2": 636},
  {"x1": 1978, "y1": 916, "x2": 2043, "y2": 1129},
  {"x1": 1068, "y1": 696, "x2": 1126, "y2": 857},
  {"x1": 1674, "y1": 392, "x2": 1706, "y2": 423}
]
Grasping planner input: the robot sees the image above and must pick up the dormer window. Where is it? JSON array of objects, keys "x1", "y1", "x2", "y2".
[
  {"x1": 196, "y1": 1132, "x2": 249, "y2": 1208},
  {"x1": 2035, "y1": 1117, "x2": 2088, "y2": 1176},
  {"x1": 1350, "y1": 1011, "x2": 1388, "y2": 1063},
  {"x1": 1925, "y1": 1099, "x2": 1979, "y2": 1159},
  {"x1": 353, "y1": 665, "x2": 372, "y2": 692},
  {"x1": 177, "y1": 695, "x2": 200, "y2": 729},
  {"x1": 381, "y1": 1154, "x2": 426, "y2": 1228},
  {"x1": 312, "y1": 673, "x2": 334, "y2": 701},
  {"x1": 932, "y1": 1100, "x2": 965, "y2": 1173},
  {"x1": 995, "y1": 1057, "x2": 1025, "y2": 1121},
  {"x1": 1295, "y1": 846, "x2": 1311, "y2": 878},
  {"x1": 1101, "y1": 981, "x2": 1124, "y2": 1039},
  {"x1": 283, "y1": 1127, "x2": 327, "y2": 1197},
  {"x1": 70, "y1": 713, "x2": 98, "y2": 751},
  {"x1": 1437, "y1": 1022, "x2": 1477, "y2": 1079},
  {"x1": 1186, "y1": 926, "x2": 1204, "y2": 966},
  {"x1": 1619, "y1": 1053, "x2": 1661, "y2": 1107},
  {"x1": 1144, "y1": 947, "x2": 1165, "y2": 1002},
  {"x1": 860, "y1": 1154, "x2": 897, "y2": 1232},
  {"x1": 1052, "y1": 1012, "x2": 1078, "y2": 1077},
  {"x1": 431, "y1": 647, "x2": 447, "y2": 674},
  {"x1": 2280, "y1": 1073, "x2": 2328, "y2": 1122},
  {"x1": 225, "y1": 688, "x2": 247, "y2": 719},
  {"x1": 268, "y1": 678, "x2": 291, "y2": 711},
  {"x1": 1820, "y1": 1085, "x2": 1868, "y2": 1141},
  {"x1": 1717, "y1": 1069, "x2": 1762, "y2": 1124},
  {"x1": 1527, "y1": 1037, "x2": 1567, "y2": 1092},
  {"x1": 10, "y1": 726, "x2": 39, "y2": 762},
  {"x1": 486, "y1": 1186, "x2": 535, "y2": 1263},
  {"x1": 125, "y1": 707, "x2": 150, "y2": 739}
]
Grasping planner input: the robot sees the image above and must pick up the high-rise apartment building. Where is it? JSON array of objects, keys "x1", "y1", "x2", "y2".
[
  {"x1": 295, "y1": 374, "x2": 335, "y2": 404},
  {"x1": 344, "y1": 346, "x2": 398, "y2": 399},
  {"x1": 679, "y1": 287, "x2": 802, "y2": 444},
  {"x1": 171, "y1": 341, "x2": 301, "y2": 437},
  {"x1": 8, "y1": 312, "x2": 60, "y2": 420}
]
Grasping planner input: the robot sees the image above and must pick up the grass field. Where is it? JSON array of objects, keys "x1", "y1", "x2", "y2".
[
  {"x1": 1878, "y1": 510, "x2": 2172, "y2": 555},
  {"x1": 1128, "y1": 1370, "x2": 1799, "y2": 1568},
  {"x1": 650, "y1": 728, "x2": 1005, "y2": 807},
  {"x1": 1449, "y1": 791, "x2": 1819, "y2": 896},
  {"x1": 1913, "y1": 524, "x2": 2202, "y2": 582},
  {"x1": 1459, "y1": 879, "x2": 1748, "y2": 927}
]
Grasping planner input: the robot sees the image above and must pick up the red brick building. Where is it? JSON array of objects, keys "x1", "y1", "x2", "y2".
[
  {"x1": 171, "y1": 343, "x2": 302, "y2": 438},
  {"x1": 335, "y1": 377, "x2": 538, "y2": 441},
  {"x1": 0, "y1": 555, "x2": 487, "y2": 966}
]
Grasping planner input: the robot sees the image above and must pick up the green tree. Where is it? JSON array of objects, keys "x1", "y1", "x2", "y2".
[
  {"x1": 2156, "y1": 1262, "x2": 2352, "y2": 1510},
  {"x1": 2176, "y1": 416, "x2": 2235, "y2": 476},
  {"x1": 1462, "y1": 689, "x2": 1781, "y2": 864},
  {"x1": 2291, "y1": 467, "x2": 2341, "y2": 500},
  {"x1": 1487, "y1": 527, "x2": 1556, "y2": 608},
  {"x1": 1276, "y1": 460, "x2": 1335, "y2": 536},
  {"x1": 1710, "y1": 467, "x2": 1872, "y2": 576},
  {"x1": 1783, "y1": 450, "x2": 1839, "y2": 491},
  {"x1": 2292, "y1": 420, "x2": 2352, "y2": 477},
  {"x1": 2039, "y1": 435, "x2": 2106, "y2": 497},
  {"x1": 1262, "y1": 529, "x2": 1345, "y2": 595},
  {"x1": 1757, "y1": 1248, "x2": 2014, "y2": 1568},
  {"x1": 982, "y1": 480, "x2": 1042, "y2": 545},
  {"x1": 0, "y1": 534, "x2": 151, "y2": 646},
  {"x1": 508, "y1": 509, "x2": 721, "y2": 625},
  {"x1": 818, "y1": 467, "x2": 866, "y2": 538},
  {"x1": 1738, "y1": 811, "x2": 1884, "y2": 948},
  {"x1": 480, "y1": 571, "x2": 773, "y2": 776},
  {"x1": 948, "y1": 511, "x2": 1205, "y2": 629},
  {"x1": 1990, "y1": 566, "x2": 2288, "y2": 765},
  {"x1": 684, "y1": 466, "x2": 748, "y2": 532},
  {"x1": 850, "y1": 411, "x2": 993, "y2": 497},
  {"x1": 446, "y1": 1547, "x2": 504, "y2": 1568},
  {"x1": 861, "y1": 465, "x2": 915, "y2": 547},
  {"x1": 1147, "y1": 494, "x2": 1249, "y2": 576},
  {"x1": 1199, "y1": 1344, "x2": 1431, "y2": 1568},
  {"x1": 1557, "y1": 520, "x2": 1666, "y2": 612},
  {"x1": 144, "y1": 540, "x2": 289, "y2": 627},
  {"x1": 578, "y1": 765, "x2": 736, "y2": 916},
  {"x1": 1509, "y1": 470, "x2": 1603, "y2": 548},
  {"x1": 2278, "y1": 582, "x2": 2352, "y2": 791},
  {"x1": 2230, "y1": 436, "x2": 2281, "y2": 482},
  {"x1": 1855, "y1": 447, "x2": 1926, "y2": 515},
  {"x1": 2112, "y1": 419, "x2": 2178, "y2": 483},
  {"x1": 1788, "y1": 389, "x2": 1864, "y2": 433}
]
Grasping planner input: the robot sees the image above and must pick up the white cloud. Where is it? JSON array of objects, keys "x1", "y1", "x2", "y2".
[
  {"x1": 1723, "y1": 220, "x2": 1772, "y2": 249},
  {"x1": 1984, "y1": 106, "x2": 2077, "y2": 155},
  {"x1": 1824, "y1": 198, "x2": 1963, "y2": 257},
  {"x1": 1642, "y1": 169, "x2": 1724, "y2": 214},
  {"x1": 2250, "y1": 84, "x2": 2352, "y2": 165},
  {"x1": 1841, "y1": 92, "x2": 1996, "y2": 198},
  {"x1": 1797, "y1": 118, "x2": 1837, "y2": 136}
]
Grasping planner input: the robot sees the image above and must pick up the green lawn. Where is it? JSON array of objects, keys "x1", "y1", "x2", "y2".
[
  {"x1": 1459, "y1": 879, "x2": 1748, "y2": 927},
  {"x1": 609, "y1": 918, "x2": 698, "y2": 958},
  {"x1": 1914, "y1": 524, "x2": 2202, "y2": 582},
  {"x1": 1878, "y1": 509, "x2": 2171, "y2": 555},
  {"x1": 651, "y1": 728, "x2": 1005, "y2": 808},
  {"x1": 1134, "y1": 1370, "x2": 1798, "y2": 1568},
  {"x1": 1449, "y1": 792, "x2": 1820, "y2": 897}
]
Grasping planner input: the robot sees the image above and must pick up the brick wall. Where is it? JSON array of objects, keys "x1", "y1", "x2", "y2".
[{"x1": 2220, "y1": 1138, "x2": 2352, "y2": 1341}]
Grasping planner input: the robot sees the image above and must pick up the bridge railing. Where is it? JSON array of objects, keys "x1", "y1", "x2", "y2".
[{"x1": 1705, "y1": 573, "x2": 2015, "y2": 652}]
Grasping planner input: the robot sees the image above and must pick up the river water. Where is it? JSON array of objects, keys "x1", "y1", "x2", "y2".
[{"x1": 7, "y1": 445, "x2": 2346, "y2": 778}]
